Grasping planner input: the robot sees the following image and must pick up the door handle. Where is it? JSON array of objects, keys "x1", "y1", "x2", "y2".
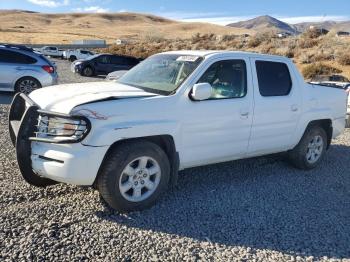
[
  {"x1": 291, "y1": 104, "x2": 298, "y2": 112},
  {"x1": 240, "y1": 110, "x2": 249, "y2": 118}
]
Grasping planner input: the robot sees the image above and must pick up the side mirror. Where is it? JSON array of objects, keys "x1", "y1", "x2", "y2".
[{"x1": 191, "y1": 83, "x2": 212, "y2": 101}]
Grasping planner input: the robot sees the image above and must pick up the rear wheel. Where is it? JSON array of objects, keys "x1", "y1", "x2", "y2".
[
  {"x1": 288, "y1": 125, "x2": 327, "y2": 170},
  {"x1": 15, "y1": 77, "x2": 41, "y2": 94},
  {"x1": 82, "y1": 66, "x2": 94, "y2": 77},
  {"x1": 69, "y1": 55, "x2": 77, "y2": 62},
  {"x1": 97, "y1": 141, "x2": 170, "y2": 212}
]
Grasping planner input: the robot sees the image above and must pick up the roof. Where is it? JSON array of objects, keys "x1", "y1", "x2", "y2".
[{"x1": 161, "y1": 50, "x2": 290, "y2": 60}]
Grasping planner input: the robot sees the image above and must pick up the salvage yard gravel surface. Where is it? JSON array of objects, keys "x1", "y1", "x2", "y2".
[{"x1": 1, "y1": 59, "x2": 350, "y2": 261}]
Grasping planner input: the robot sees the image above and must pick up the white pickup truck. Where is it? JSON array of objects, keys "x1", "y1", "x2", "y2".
[
  {"x1": 35, "y1": 46, "x2": 63, "y2": 58},
  {"x1": 9, "y1": 51, "x2": 348, "y2": 212},
  {"x1": 63, "y1": 49, "x2": 94, "y2": 62}
]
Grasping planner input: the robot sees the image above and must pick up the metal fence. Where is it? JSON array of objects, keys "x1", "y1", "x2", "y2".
[{"x1": 20, "y1": 43, "x2": 109, "y2": 50}]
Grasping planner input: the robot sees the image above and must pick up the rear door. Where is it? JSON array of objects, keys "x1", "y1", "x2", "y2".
[
  {"x1": 248, "y1": 58, "x2": 302, "y2": 155},
  {"x1": 0, "y1": 50, "x2": 37, "y2": 90}
]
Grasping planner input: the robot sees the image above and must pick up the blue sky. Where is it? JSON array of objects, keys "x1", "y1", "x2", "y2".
[{"x1": 1, "y1": 0, "x2": 349, "y2": 25}]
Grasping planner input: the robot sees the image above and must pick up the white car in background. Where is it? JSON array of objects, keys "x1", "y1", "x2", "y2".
[
  {"x1": 35, "y1": 46, "x2": 63, "y2": 58},
  {"x1": 63, "y1": 49, "x2": 94, "y2": 62}
]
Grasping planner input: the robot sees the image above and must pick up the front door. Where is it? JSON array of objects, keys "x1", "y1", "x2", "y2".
[{"x1": 180, "y1": 58, "x2": 254, "y2": 168}]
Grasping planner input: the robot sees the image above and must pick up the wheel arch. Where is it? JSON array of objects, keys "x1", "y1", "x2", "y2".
[
  {"x1": 93, "y1": 135, "x2": 179, "y2": 188},
  {"x1": 14, "y1": 76, "x2": 42, "y2": 92},
  {"x1": 302, "y1": 119, "x2": 333, "y2": 149}
]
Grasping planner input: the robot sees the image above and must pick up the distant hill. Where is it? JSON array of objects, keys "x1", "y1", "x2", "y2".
[
  {"x1": 0, "y1": 10, "x2": 252, "y2": 44},
  {"x1": 293, "y1": 21, "x2": 337, "y2": 32},
  {"x1": 294, "y1": 21, "x2": 350, "y2": 32},
  {"x1": 227, "y1": 15, "x2": 350, "y2": 34},
  {"x1": 227, "y1": 15, "x2": 297, "y2": 34}
]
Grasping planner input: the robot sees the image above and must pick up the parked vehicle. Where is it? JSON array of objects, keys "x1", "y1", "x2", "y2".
[
  {"x1": 63, "y1": 49, "x2": 94, "y2": 62},
  {"x1": 0, "y1": 44, "x2": 58, "y2": 94},
  {"x1": 9, "y1": 51, "x2": 347, "y2": 212},
  {"x1": 35, "y1": 46, "x2": 63, "y2": 58},
  {"x1": 71, "y1": 54, "x2": 139, "y2": 77}
]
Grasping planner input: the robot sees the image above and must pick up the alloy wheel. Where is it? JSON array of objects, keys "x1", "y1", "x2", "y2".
[{"x1": 118, "y1": 156, "x2": 161, "y2": 202}]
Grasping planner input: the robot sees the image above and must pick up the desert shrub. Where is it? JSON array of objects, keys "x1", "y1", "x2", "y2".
[
  {"x1": 337, "y1": 52, "x2": 350, "y2": 66},
  {"x1": 302, "y1": 28, "x2": 322, "y2": 39},
  {"x1": 313, "y1": 49, "x2": 334, "y2": 61},
  {"x1": 272, "y1": 46, "x2": 295, "y2": 58},
  {"x1": 247, "y1": 31, "x2": 275, "y2": 48},
  {"x1": 191, "y1": 33, "x2": 201, "y2": 44},
  {"x1": 191, "y1": 33, "x2": 216, "y2": 44},
  {"x1": 299, "y1": 52, "x2": 313, "y2": 64},
  {"x1": 260, "y1": 43, "x2": 275, "y2": 54},
  {"x1": 247, "y1": 37, "x2": 262, "y2": 48},
  {"x1": 298, "y1": 38, "x2": 319, "y2": 49},
  {"x1": 302, "y1": 63, "x2": 342, "y2": 79},
  {"x1": 221, "y1": 34, "x2": 237, "y2": 42}
]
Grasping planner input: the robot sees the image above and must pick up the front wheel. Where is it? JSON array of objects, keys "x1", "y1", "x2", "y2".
[
  {"x1": 82, "y1": 66, "x2": 94, "y2": 77},
  {"x1": 97, "y1": 141, "x2": 170, "y2": 212},
  {"x1": 288, "y1": 125, "x2": 327, "y2": 170}
]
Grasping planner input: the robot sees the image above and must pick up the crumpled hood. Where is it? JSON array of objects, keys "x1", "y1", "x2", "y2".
[{"x1": 29, "y1": 81, "x2": 158, "y2": 114}]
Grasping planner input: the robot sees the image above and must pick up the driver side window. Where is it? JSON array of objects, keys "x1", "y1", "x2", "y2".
[{"x1": 197, "y1": 60, "x2": 247, "y2": 99}]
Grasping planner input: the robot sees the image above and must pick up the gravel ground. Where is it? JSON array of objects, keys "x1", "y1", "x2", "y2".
[{"x1": 1, "y1": 59, "x2": 350, "y2": 261}]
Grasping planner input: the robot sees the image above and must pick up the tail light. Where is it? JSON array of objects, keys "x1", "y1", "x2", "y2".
[{"x1": 42, "y1": 65, "x2": 54, "y2": 74}]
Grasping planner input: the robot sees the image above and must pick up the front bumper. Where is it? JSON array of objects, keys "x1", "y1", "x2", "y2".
[
  {"x1": 8, "y1": 93, "x2": 108, "y2": 185},
  {"x1": 70, "y1": 63, "x2": 82, "y2": 74}
]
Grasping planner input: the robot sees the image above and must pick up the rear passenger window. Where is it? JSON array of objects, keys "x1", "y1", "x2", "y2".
[
  {"x1": 110, "y1": 56, "x2": 124, "y2": 64},
  {"x1": 256, "y1": 61, "x2": 292, "y2": 96},
  {"x1": 0, "y1": 50, "x2": 36, "y2": 64}
]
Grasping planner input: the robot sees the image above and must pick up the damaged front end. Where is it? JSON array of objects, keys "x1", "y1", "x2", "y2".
[{"x1": 8, "y1": 93, "x2": 92, "y2": 186}]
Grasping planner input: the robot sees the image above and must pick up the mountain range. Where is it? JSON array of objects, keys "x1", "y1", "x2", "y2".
[{"x1": 227, "y1": 15, "x2": 350, "y2": 34}]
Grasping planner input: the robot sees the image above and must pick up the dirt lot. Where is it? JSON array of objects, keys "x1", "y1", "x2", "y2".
[{"x1": 0, "y1": 59, "x2": 350, "y2": 261}]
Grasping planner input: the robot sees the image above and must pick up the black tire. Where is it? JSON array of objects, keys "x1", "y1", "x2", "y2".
[
  {"x1": 82, "y1": 66, "x2": 94, "y2": 77},
  {"x1": 69, "y1": 56, "x2": 77, "y2": 62},
  {"x1": 288, "y1": 125, "x2": 327, "y2": 170},
  {"x1": 346, "y1": 115, "x2": 350, "y2": 128},
  {"x1": 97, "y1": 140, "x2": 171, "y2": 212},
  {"x1": 15, "y1": 77, "x2": 41, "y2": 94}
]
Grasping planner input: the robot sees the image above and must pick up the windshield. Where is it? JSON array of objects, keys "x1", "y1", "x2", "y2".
[{"x1": 117, "y1": 54, "x2": 203, "y2": 95}]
